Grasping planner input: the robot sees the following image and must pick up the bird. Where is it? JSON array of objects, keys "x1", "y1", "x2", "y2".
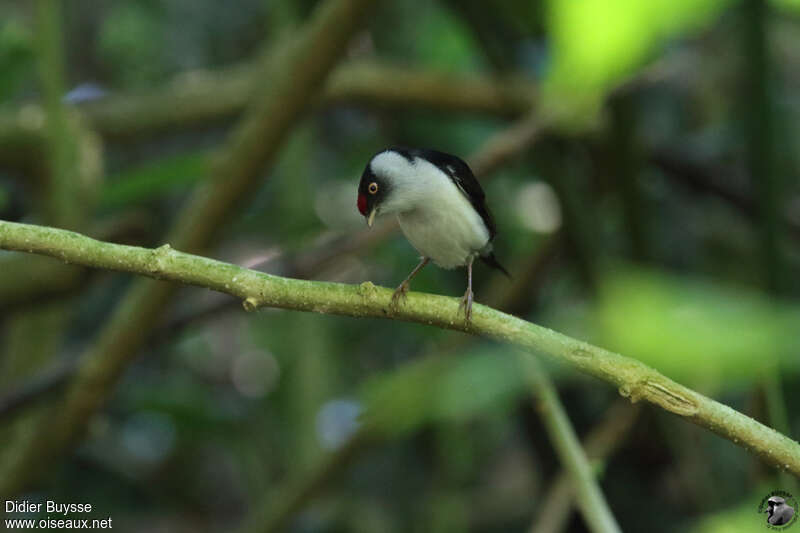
[
  {"x1": 766, "y1": 496, "x2": 795, "y2": 526},
  {"x1": 356, "y1": 147, "x2": 509, "y2": 320}
]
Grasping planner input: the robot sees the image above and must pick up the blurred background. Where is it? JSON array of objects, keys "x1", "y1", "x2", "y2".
[{"x1": 0, "y1": 0, "x2": 799, "y2": 531}]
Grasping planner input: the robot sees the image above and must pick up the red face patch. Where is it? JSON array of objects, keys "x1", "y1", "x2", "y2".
[{"x1": 357, "y1": 194, "x2": 367, "y2": 216}]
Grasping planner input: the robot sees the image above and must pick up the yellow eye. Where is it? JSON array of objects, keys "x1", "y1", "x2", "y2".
[{"x1": 368, "y1": 182, "x2": 379, "y2": 194}]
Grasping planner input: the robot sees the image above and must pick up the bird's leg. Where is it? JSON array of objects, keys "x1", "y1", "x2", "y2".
[
  {"x1": 391, "y1": 257, "x2": 430, "y2": 305},
  {"x1": 459, "y1": 257, "x2": 475, "y2": 321}
]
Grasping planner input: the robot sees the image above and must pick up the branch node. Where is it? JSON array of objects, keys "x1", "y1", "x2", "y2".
[
  {"x1": 148, "y1": 243, "x2": 173, "y2": 276},
  {"x1": 618, "y1": 379, "x2": 698, "y2": 416},
  {"x1": 643, "y1": 380, "x2": 698, "y2": 416},
  {"x1": 242, "y1": 297, "x2": 259, "y2": 312},
  {"x1": 618, "y1": 384, "x2": 634, "y2": 400},
  {"x1": 357, "y1": 281, "x2": 378, "y2": 299},
  {"x1": 572, "y1": 346, "x2": 594, "y2": 359}
]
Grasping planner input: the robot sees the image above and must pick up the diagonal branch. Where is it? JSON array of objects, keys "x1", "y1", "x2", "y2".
[
  {"x1": 1, "y1": 219, "x2": 798, "y2": 479},
  {"x1": 529, "y1": 402, "x2": 639, "y2": 533},
  {"x1": 0, "y1": 361, "x2": 72, "y2": 420},
  {"x1": 523, "y1": 357, "x2": 621, "y2": 533}
]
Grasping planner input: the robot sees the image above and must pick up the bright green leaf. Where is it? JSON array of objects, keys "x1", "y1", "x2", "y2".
[
  {"x1": 544, "y1": 0, "x2": 730, "y2": 122},
  {"x1": 594, "y1": 268, "x2": 799, "y2": 387}
]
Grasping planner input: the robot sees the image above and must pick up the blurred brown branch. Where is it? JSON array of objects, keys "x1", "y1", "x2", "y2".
[
  {"x1": 240, "y1": 431, "x2": 372, "y2": 533},
  {"x1": 650, "y1": 149, "x2": 800, "y2": 241},
  {"x1": 0, "y1": 62, "x2": 535, "y2": 164},
  {"x1": 0, "y1": 361, "x2": 72, "y2": 421},
  {"x1": 469, "y1": 111, "x2": 546, "y2": 177}
]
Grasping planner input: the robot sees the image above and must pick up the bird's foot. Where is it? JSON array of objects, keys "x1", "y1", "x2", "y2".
[
  {"x1": 458, "y1": 288, "x2": 474, "y2": 321},
  {"x1": 391, "y1": 281, "x2": 410, "y2": 307}
]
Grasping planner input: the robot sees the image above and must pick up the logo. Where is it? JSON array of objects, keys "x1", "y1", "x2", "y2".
[{"x1": 759, "y1": 490, "x2": 798, "y2": 529}]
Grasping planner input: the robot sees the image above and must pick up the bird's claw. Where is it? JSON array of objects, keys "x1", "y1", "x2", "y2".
[
  {"x1": 391, "y1": 282, "x2": 409, "y2": 307},
  {"x1": 458, "y1": 289, "x2": 474, "y2": 321}
]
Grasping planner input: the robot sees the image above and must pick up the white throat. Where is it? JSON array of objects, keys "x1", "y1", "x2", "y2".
[{"x1": 369, "y1": 150, "x2": 491, "y2": 268}]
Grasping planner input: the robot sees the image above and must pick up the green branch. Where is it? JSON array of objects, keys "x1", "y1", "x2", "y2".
[
  {"x1": 34, "y1": 0, "x2": 81, "y2": 228},
  {"x1": 0, "y1": 0, "x2": 103, "y2": 501},
  {"x1": 1, "y1": 219, "x2": 798, "y2": 480},
  {"x1": 524, "y1": 357, "x2": 621, "y2": 533},
  {"x1": 529, "y1": 402, "x2": 638, "y2": 533}
]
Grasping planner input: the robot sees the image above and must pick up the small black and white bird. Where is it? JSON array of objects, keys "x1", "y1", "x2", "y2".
[
  {"x1": 356, "y1": 147, "x2": 509, "y2": 319},
  {"x1": 766, "y1": 496, "x2": 795, "y2": 526}
]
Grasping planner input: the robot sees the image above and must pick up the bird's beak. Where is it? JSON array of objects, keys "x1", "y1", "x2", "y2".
[{"x1": 367, "y1": 208, "x2": 377, "y2": 228}]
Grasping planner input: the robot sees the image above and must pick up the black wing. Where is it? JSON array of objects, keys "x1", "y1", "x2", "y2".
[{"x1": 391, "y1": 147, "x2": 497, "y2": 240}]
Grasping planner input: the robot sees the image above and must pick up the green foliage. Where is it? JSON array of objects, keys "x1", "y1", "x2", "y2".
[
  {"x1": 360, "y1": 347, "x2": 525, "y2": 438},
  {"x1": 432, "y1": 348, "x2": 525, "y2": 421},
  {"x1": 97, "y1": 3, "x2": 165, "y2": 87},
  {"x1": 412, "y1": 4, "x2": 486, "y2": 73},
  {"x1": 0, "y1": 184, "x2": 9, "y2": 213},
  {"x1": 774, "y1": 0, "x2": 800, "y2": 12},
  {"x1": 360, "y1": 353, "x2": 452, "y2": 437},
  {"x1": 594, "y1": 267, "x2": 799, "y2": 386},
  {"x1": 689, "y1": 485, "x2": 785, "y2": 533},
  {"x1": 100, "y1": 151, "x2": 210, "y2": 209},
  {"x1": 0, "y1": 17, "x2": 34, "y2": 102},
  {"x1": 2, "y1": 0, "x2": 800, "y2": 530},
  {"x1": 544, "y1": 0, "x2": 730, "y2": 122},
  {"x1": 372, "y1": 1, "x2": 486, "y2": 72}
]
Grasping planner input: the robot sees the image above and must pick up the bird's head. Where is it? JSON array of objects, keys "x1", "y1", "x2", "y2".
[
  {"x1": 768, "y1": 497, "x2": 786, "y2": 511},
  {"x1": 356, "y1": 164, "x2": 386, "y2": 228},
  {"x1": 357, "y1": 149, "x2": 420, "y2": 226}
]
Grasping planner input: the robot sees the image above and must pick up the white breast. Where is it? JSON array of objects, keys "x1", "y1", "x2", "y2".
[{"x1": 392, "y1": 160, "x2": 491, "y2": 269}]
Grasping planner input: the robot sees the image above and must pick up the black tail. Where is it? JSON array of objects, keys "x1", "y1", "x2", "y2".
[{"x1": 480, "y1": 252, "x2": 511, "y2": 278}]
